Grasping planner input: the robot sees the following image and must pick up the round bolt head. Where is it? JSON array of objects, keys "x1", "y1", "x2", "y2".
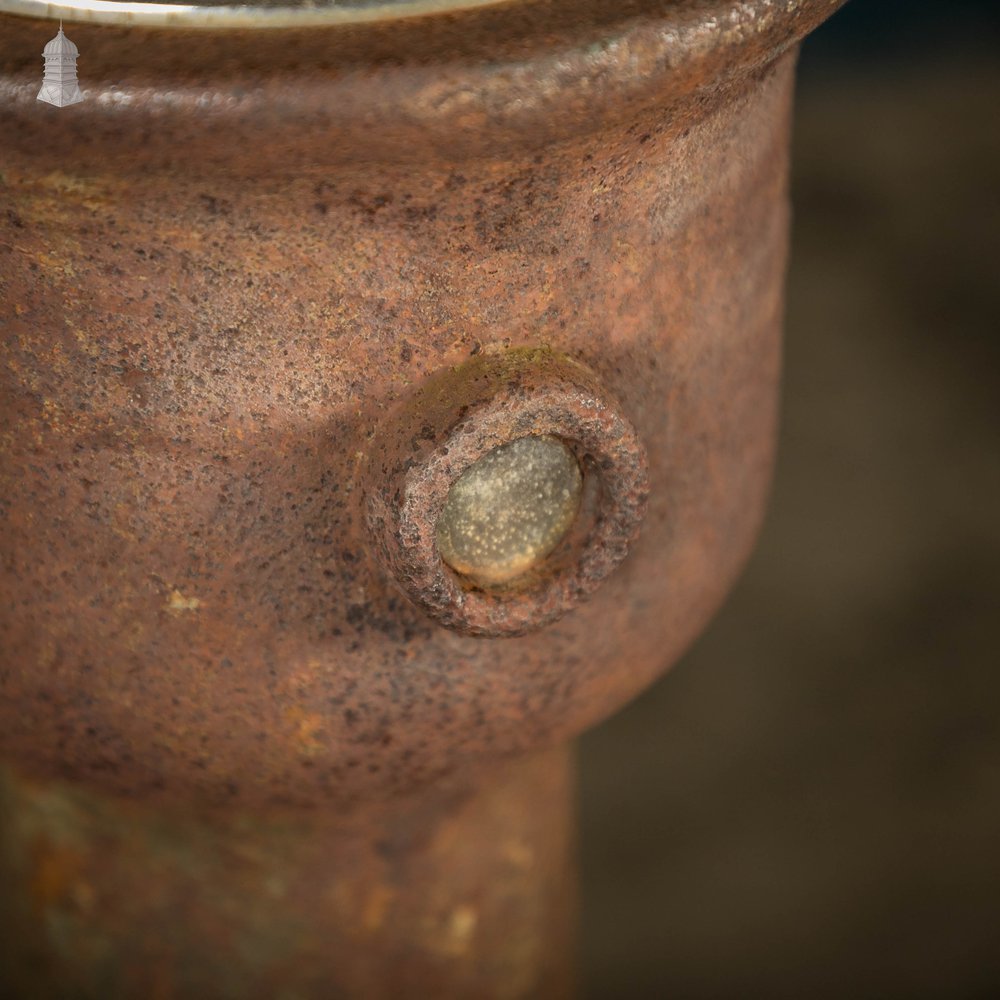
[{"x1": 436, "y1": 435, "x2": 582, "y2": 586}]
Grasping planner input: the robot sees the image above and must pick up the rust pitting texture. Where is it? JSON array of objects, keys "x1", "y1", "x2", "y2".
[
  {"x1": 365, "y1": 349, "x2": 649, "y2": 637},
  {"x1": 0, "y1": 0, "x2": 845, "y2": 816}
]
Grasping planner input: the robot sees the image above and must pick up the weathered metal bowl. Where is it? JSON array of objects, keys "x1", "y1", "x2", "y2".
[{"x1": 0, "y1": 1, "x2": 845, "y2": 994}]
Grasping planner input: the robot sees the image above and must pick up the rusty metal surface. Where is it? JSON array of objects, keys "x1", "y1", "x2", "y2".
[
  {"x1": 0, "y1": 0, "x2": 846, "y2": 994},
  {"x1": 0, "y1": 0, "x2": 847, "y2": 812},
  {"x1": 0, "y1": 747, "x2": 577, "y2": 999},
  {"x1": 0, "y1": 1, "x2": 846, "y2": 162}
]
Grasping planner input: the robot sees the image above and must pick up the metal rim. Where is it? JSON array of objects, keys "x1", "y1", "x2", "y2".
[{"x1": 0, "y1": 0, "x2": 512, "y2": 30}]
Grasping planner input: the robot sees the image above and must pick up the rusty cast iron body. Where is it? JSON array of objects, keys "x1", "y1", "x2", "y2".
[{"x1": 0, "y1": 1, "x2": 845, "y2": 995}]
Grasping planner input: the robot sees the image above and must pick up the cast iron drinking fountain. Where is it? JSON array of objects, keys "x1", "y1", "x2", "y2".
[{"x1": 0, "y1": 1, "x2": 846, "y2": 995}]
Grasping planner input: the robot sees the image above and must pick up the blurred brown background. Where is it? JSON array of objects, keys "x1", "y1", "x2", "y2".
[{"x1": 580, "y1": 2, "x2": 1000, "y2": 996}]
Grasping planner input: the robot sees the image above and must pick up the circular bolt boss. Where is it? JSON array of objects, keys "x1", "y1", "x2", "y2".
[
  {"x1": 365, "y1": 348, "x2": 649, "y2": 636},
  {"x1": 0, "y1": 1, "x2": 847, "y2": 997}
]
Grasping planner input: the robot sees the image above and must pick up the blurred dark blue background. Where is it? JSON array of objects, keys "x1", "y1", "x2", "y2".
[{"x1": 802, "y1": 0, "x2": 1000, "y2": 69}]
